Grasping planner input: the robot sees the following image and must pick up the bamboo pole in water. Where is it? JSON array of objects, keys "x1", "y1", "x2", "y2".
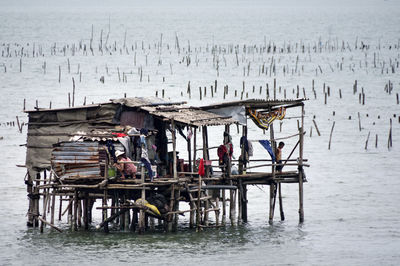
[
  {"x1": 312, "y1": 119, "x2": 321, "y2": 136},
  {"x1": 73, "y1": 190, "x2": 78, "y2": 231},
  {"x1": 328, "y1": 121, "x2": 335, "y2": 150},
  {"x1": 298, "y1": 104, "x2": 305, "y2": 223},
  {"x1": 172, "y1": 119, "x2": 177, "y2": 179},
  {"x1": 103, "y1": 190, "x2": 109, "y2": 233},
  {"x1": 139, "y1": 165, "x2": 145, "y2": 233},
  {"x1": 202, "y1": 126, "x2": 210, "y2": 226},
  {"x1": 278, "y1": 183, "x2": 285, "y2": 221},
  {"x1": 269, "y1": 122, "x2": 276, "y2": 225}
]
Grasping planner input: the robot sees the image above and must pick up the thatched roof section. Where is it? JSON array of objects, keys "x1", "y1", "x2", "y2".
[
  {"x1": 140, "y1": 105, "x2": 237, "y2": 127},
  {"x1": 110, "y1": 97, "x2": 186, "y2": 108}
]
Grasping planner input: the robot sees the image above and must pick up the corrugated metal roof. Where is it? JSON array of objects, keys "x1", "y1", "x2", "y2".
[{"x1": 201, "y1": 98, "x2": 307, "y2": 110}]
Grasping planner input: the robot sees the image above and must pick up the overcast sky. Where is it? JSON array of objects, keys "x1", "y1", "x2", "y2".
[{"x1": 1, "y1": 0, "x2": 398, "y2": 10}]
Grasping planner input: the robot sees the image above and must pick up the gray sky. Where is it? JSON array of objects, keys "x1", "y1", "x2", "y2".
[{"x1": 0, "y1": 0, "x2": 397, "y2": 10}]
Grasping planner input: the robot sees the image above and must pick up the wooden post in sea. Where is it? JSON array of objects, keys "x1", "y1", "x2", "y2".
[
  {"x1": 138, "y1": 164, "x2": 146, "y2": 233},
  {"x1": 103, "y1": 189, "x2": 109, "y2": 233},
  {"x1": 188, "y1": 127, "x2": 192, "y2": 172},
  {"x1": 388, "y1": 118, "x2": 393, "y2": 149},
  {"x1": 84, "y1": 192, "x2": 89, "y2": 230},
  {"x1": 238, "y1": 125, "x2": 244, "y2": 223},
  {"x1": 73, "y1": 189, "x2": 78, "y2": 231},
  {"x1": 241, "y1": 125, "x2": 248, "y2": 223},
  {"x1": 192, "y1": 128, "x2": 197, "y2": 174},
  {"x1": 278, "y1": 182, "x2": 285, "y2": 221},
  {"x1": 72, "y1": 77, "x2": 75, "y2": 107},
  {"x1": 171, "y1": 119, "x2": 179, "y2": 231},
  {"x1": 269, "y1": 121, "x2": 276, "y2": 225},
  {"x1": 224, "y1": 125, "x2": 235, "y2": 226},
  {"x1": 203, "y1": 126, "x2": 210, "y2": 226},
  {"x1": 328, "y1": 121, "x2": 335, "y2": 150},
  {"x1": 298, "y1": 104, "x2": 305, "y2": 223},
  {"x1": 50, "y1": 188, "x2": 56, "y2": 226},
  {"x1": 172, "y1": 119, "x2": 177, "y2": 179}
]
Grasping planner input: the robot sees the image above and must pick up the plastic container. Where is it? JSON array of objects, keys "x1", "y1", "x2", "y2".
[{"x1": 108, "y1": 167, "x2": 116, "y2": 178}]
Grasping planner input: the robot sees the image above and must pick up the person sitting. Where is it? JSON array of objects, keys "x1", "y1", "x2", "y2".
[{"x1": 114, "y1": 150, "x2": 137, "y2": 179}]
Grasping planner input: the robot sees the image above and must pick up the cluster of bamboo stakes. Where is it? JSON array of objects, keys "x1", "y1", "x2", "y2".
[{"x1": 2, "y1": 30, "x2": 399, "y2": 86}]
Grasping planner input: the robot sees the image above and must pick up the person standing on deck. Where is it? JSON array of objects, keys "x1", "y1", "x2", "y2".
[
  {"x1": 140, "y1": 128, "x2": 154, "y2": 181},
  {"x1": 275, "y1": 141, "x2": 285, "y2": 172}
]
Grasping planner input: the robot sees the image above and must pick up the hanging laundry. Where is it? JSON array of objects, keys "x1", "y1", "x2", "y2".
[
  {"x1": 248, "y1": 107, "x2": 286, "y2": 130},
  {"x1": 187, "y1": 128, "x2": 193, "y2": 140},
  {"x1": 259, "y1": 140, "x2": 276, "y2": 162},
  {"x1": 198, "y1": 158, "x2": 205, "y2": 177},
  {"x1": 248, "y1": 140, "x2": 254, "y2": 157},
  {"x1": 112, "y1": 132, "x2": 128, "y2": 138}
]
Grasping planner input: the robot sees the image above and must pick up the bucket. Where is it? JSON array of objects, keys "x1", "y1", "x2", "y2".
[{"x1": 108, "y1": 167, "x2": 116, "y2": 178}]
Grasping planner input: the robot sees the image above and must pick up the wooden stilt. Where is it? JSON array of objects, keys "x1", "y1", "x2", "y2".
[
  {"x1": 124, "y1": 204, "x2": 130, "y2": 231},
  {"x1": 168, "y1": 184, "x2": 175, "y2": 232},
  {"x1": 50, "y1": 191, "x2": 56, "y2": 225},
  {"x1": 192, "y1": 128, "x2": 197, "y2": 171},
  {"x1": 84, "y1": 192, "x2": 89, "y2": 230},
  {"x1": 149, "y1": 217, "x2": 155, "y2": 231},
  {"x1": 242, "y1": 184, "x2": 248, "y2": 223},
  {"x1": 222, "y1": 189, "x2": 226, "y2": 225},
  {"x1": 120, "y1": 195, "x2": 126, "y2": 230},
  {"x1": 215, "y1": 196, "x2": 220, "y2": 226},
  {"x1": 139, "y1": 165, "x2": 145, "y2": 233},
  {"x1": 173, "y1": 188, "x2": 180, "y2": 231},
  {"x1": 40, "y1": 186, "x2": 49, "y2": 233},
  {"x1": 196, "y1": 176, "x2": 202, "y2": 231},
  {"x1": 186, "y1": 183, "x2": 195, "y2": 229},
  {"x1": 73, "y1": 190, "x2": 78, "y2": 231},
  {"x1": 172, "y1": 119, "x2": 177, "y2": 179},
  {"x1": 131, "y1": 210, "x2": 138, "y2": 232},
  {"x1": 268, "y1": 183, "x2": 275, "y2": 225},
  {"x1": 88, "y1": 199, "x2": 94, "y2": 224},
  {"x1": 26, "y1": 172, "x2": 34, "y2": 227},
  {"x1": 188, "y1": 127, "x2": 192, "y2": 172},
  {"x1": 58, "y1": 195, "x2": 63, "y2": 221},
  {"x1": 269, "y1": 120, "x2": 276, "y2": 225},
  {"x1": 103, "y1": 190, "x2": 109, "y2": 233},
  {"x1": 278, "y1": 183, "x2": 285, "y2": 221},
  {"x1": 298, "y1": 104, "x2": 305, "y2": 223},
  {"x1": 68, "y1": 195, "x2": 73, "y2": 227},
  {"x1": 77, "y1": 199, "x2": 82, "y2": 228},
  {"x1": 34, "y1": 172, "x2": 41, "y2": 228},
  {"x1": 231, "y1": 189, "x2": 236, "y2": 225},
  {"x1": 204, "y1": 193, "x2": 209, "y2": 227}
]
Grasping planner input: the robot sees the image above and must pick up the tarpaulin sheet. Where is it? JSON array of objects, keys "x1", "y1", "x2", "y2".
[{"x1": 207, "y1": 105, "x2": 246, "y2": 125}]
